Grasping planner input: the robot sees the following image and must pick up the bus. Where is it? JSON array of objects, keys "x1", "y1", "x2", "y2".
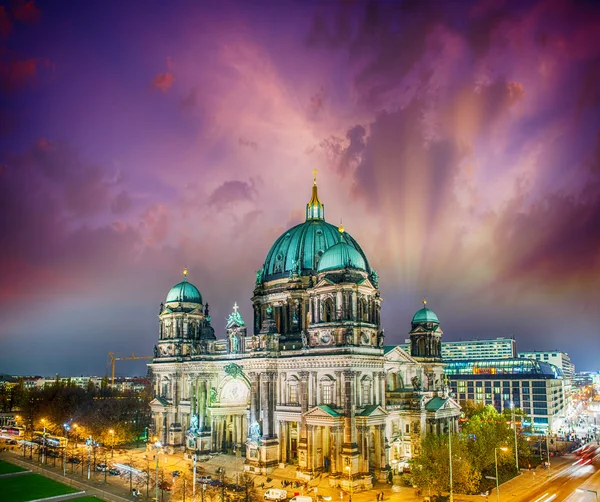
[
  {"x1": 0, "y1": 426, "x2": 25, "y2": 437},
  {"x1": 33, "y1": 431, "x2": 67, "y2": 448}
]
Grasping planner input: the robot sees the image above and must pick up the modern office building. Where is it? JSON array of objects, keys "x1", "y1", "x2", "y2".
[
  {"x1": 518, "y1": 351, "x2": 574, "y2": 379},
  {"x1": 398, "y1": 337, "x2": 517, "y2": 361},
  {"x1": 446, "y1": 358, "x2": 567, "y2": 432}
]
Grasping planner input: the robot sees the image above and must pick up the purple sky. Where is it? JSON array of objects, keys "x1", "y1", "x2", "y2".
[{"x1": 1, "y1": 0, "x2": 599, "y2": 376}]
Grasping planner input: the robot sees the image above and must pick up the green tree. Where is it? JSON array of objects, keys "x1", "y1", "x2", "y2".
[{"x1": 411, "y1": 433, "x2": 480, "y2": 497}]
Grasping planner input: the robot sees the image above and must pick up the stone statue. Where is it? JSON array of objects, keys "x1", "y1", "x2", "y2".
[
  {"x1": 255, "y1": 269, "x2": 263, "y2": 284},
  {"x1": 377, "y1": 330, "x2": 385, "y2": 347},
  {"x1": 153, "y1": 345, "x2": 158, "y2": 357},
  {"x1": 249, "y1": 421, "x2": 261, "y2": 439},
  {"x1": 158, "y1": 302, "x2": 164, "y2": 314},
  {"x1": 370, "y1": 269, "x2": 379, "y2": 287},
  {"x1": 231, "y1": 335, "x2": 239, "y2": 353},
  {"x1": 345, "y1": 330, "x2": 353, "y2": 345},
  {"x1": 411, "y1": 375, "x2": 422, "y2": 391},
  {"x1": 301, "y1": 331, "x2": 308, "y2": 349},
  {"x1": 266, "y1": 305, "x2": 273, "y2": 319},
  {"x1": 189, "y1": 414, "x2": 199, "y2": 432},
  {"x1": 204, "y1": 303, "x2": 209, "y2": 316},
  {"x1": 209, "y1": 388, "x2": 217, "y2": 404}
]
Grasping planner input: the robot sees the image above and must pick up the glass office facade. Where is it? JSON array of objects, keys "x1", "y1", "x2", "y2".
[{"x1": 446, "y1": 358, "x2": 566, "y2": 431}]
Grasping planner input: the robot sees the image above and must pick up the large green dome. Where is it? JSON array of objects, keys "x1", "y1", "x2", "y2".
[
  {"x1": 262, "y1": 220, "x2": 369, "y2": 281},
  {"x1": 412, "y1": 304, "x2": 439, "y2": 324},
  {"x1": 317, "y1": 239, "x2": 367, "y2": 273},
  {"x1": 260, "y1": 177, "x2": 370, "y2": 282},
  {"x1": 166, "y1": 279, "x2": 202, "y2": 304}
]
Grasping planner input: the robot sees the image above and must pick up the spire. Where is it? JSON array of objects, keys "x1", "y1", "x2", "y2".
[
  {"x1": 423, "y1": 298, "x2": 427, "y2": 308},
  {"x1": 306, "y1": 169, "x2": 325, "y2": 220}
]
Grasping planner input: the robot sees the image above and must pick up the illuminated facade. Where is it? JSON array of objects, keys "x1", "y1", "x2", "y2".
[
  {"x1": 148, "y1": 176, "x2": 459, "y2": 487},
  {"x1": 399, "y1": 337, "x2": 516, "y2": 360},
  {"x1": 446, "y1": 358, "x2": 567, "y2": 431}
]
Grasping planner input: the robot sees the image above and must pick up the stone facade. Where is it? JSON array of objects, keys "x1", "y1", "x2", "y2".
[{"x1": 148, "y1": 177, "x2": 460, "y2": 487}]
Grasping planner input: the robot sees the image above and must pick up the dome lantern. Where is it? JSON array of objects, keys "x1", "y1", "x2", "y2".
[{"x1": 306, "y1": 168, "x2": 324, "y2": 220}]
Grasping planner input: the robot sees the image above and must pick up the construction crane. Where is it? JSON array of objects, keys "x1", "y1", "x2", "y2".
[{"x1": 108, "y1": 352, "x2": 153, "y2": 387}]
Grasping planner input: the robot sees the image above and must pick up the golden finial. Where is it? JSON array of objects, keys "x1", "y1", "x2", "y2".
[
  {"x1": 423, "y1": 299, "x2": 427, "y2": 307},
  {"x1": 183, "y1": 267, "x2": 189, "y2": 278},
  {"x1": 338, "y1": 223, "x2": 345, "y2": 234},
  {"x1": 312, "y1": 168, "x2": 318, "y2": 186}
]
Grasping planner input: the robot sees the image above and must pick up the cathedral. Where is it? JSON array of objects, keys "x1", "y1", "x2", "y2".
[{"x1": 148, "y1": 174, "x2": 460, "y2": 489}]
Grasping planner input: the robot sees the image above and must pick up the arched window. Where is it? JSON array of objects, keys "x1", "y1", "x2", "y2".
[
  {"x1": 323, "y1": 298, "x2": 334, "y2": 322},
  {"x1": 361, "y1": 376, "x2": 372, "y2": 405},
  {"x1": 287, "y1": 376, "x2": 299, "y2": 405},
  {"x1": 320, "y1": 376, "x2": 335, "y2": 405}
]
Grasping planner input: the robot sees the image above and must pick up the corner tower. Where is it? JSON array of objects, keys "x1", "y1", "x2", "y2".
[{"x1": 409, "y1": 300, "x2": 445, "y2": 391}]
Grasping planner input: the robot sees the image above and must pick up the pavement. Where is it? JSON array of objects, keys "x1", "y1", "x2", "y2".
[{"x1": 0, "y1": 444, "x2": 587, "y2": 502}]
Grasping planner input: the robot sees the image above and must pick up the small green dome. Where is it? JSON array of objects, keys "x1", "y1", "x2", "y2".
[
  {"x1": 166, "y1": 280, "x2": 202, "y2": 304},
  {"x1": 318, "y1": 240, "x2": 367, "y2": 273},
  {"x1": 412, "y1": 305, "x2": 439, "y2": 324}
]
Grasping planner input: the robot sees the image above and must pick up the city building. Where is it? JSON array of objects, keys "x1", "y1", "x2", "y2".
[
  {"x1": 398, "y1": 337, "x2": 517, "y2": 361},
  {"x1": 518, "y1": 351, "x2": 575, "y2": 379},
  {"x1": 148, "y1": 176, "x2": 459, "y2": 488},
  {"x1": 446, "y1": 358, "x2": 567, "y2": 431}
]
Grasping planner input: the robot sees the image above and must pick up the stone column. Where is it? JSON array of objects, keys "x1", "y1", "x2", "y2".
[
  {"x1": 335, "y1": 371, "x2": 343, "y2": 407},
  {"x1": 351, "y1": 291, "x2": 357, "y2": 320},
  {"x1": 298, "y1": 371, "x2": 309, "y2": 470},
  {"x1": 248, "y1": 372, "x2": 259, "y2": 436},
  {"x1": 280, "y1": 422, "x2": 287, "y2": 463},
  {"x1": 343, "y1": 371, "x2": 357, "y2": 446},
  {"x1": 311, "y1": 372, "x2": 317, "y2": 408},
  {"x1": 336, "y1": 290, "x2": 343, "y2": 320}
]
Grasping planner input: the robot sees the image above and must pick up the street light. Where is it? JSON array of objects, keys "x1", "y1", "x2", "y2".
[
  {"x1": 345, "y1": 465, "x2": 352, "y2": 502},
  {"x1": 510, "y1": 403, "x2": 519, "y2": 472},
  {"x1": 153, "y1": 438, "x2": 162, "y2": 502},
  {"x1": 494, "y1": 447, "x2": 508, "y2": 502},
  {"x1": 109, "y1": 429, "x2": 114, "y2": 458},
  {"x1": 448, "y1": 427, "x2": 454, "y2": 502},
  {"x1": 63, "y1": 423, "x2": 70, "y2": 477},
  {"x1": 576, "y1": 488, "x2": 599, "y2": 501},
  {"x1": 41, "y1": 419, "x2": 47, "y2": 465}
]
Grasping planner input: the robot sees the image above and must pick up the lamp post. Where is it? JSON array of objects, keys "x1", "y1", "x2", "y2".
[
  {"x1": 511, "y1": 403, "x2": 519, "y2": 472},
  {"x1": 154, "y1": 438, "x2": 162, "y2": 502},
  {"x1": 109, "y1": 429, "x2": 114, "y2": 458},
  {"x1": 193, "y1": 449, "x2": 200, "y2": 500},
  {"x1": 449, "y1": 427, "x2": 454, "y2": 502},
  {"x1": 345, "y1": 465, "x2": 352, "y2": 502},
  {"x1": 41, "y1": 419, "x2": 46, "y2": 465},
  {"x1": 494, "y1": 447, "x2": 508, "y2": 502},
  {"x1": 546, "y1": 431, "x2": 551, "y2": 478},
  {"x1": 576, "y1": 488, "x2": 599, "y2": 501},
  {"x1": 63, "y1": 423, "x2": 70, "y2": 477}
]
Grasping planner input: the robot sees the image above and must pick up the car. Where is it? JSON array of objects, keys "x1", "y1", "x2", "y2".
[
  {"x1": 197, "y1": 475, "x2": 213, "y2": 484},
  {"x1": 6, "y1": 439, "x2": 17, "y2": 445},
  {"x1": 172, "y1": 470, "x2": 181, "y2": 477},
  {"x1": 226, "y1": 483, "x2": 245, "y2": 493},
  {"x1": 109, "y1": 468, "x2": 121, "y2": 476},
  {"x1": 264, "y1": 489, "x2": 288, "y2": 501},
  {"x1": 67, "y1": 457, "x2": 81, "y2": 464},
  {"x1": 97, "y1": 463, "x2": 108, "y2": 471},
  {"x1": 47, "y1": 450, "x2": 61, "y2": 458}
]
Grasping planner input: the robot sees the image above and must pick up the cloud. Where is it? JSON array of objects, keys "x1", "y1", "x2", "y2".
[
  {"x1": 111, "y1": 190, "x2": 133, "y2": 214},
  {"x1": 0, "y1": 58, "x2": 40, "y2": 92},
  {"x1": 208, "y1": 180, "x2": 257, "y2": 211},
  {"x1": 12, "y1": 0, "x2": 41, "y2": 24},
  {"x1": 152, "y1": 72, "x2": 174, "y2": 92},
  {"x1": 0, "y1": 6, "x2": 11, "y2": 38}
]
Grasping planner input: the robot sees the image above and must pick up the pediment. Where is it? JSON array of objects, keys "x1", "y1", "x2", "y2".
[
  {"x1": 384, "y1": 346, "x2": 418, "y2": 364},
  {"x1": 357, "y1": 404, "x2": 388, "y2": 417},
  {"x1": 304, "y1": 405, "x2": 342, "y2": 419}
]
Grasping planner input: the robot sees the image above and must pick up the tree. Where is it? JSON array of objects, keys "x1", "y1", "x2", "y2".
[{"x1": 411, "y1": 433, "x2": 480, "y2": 497}]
